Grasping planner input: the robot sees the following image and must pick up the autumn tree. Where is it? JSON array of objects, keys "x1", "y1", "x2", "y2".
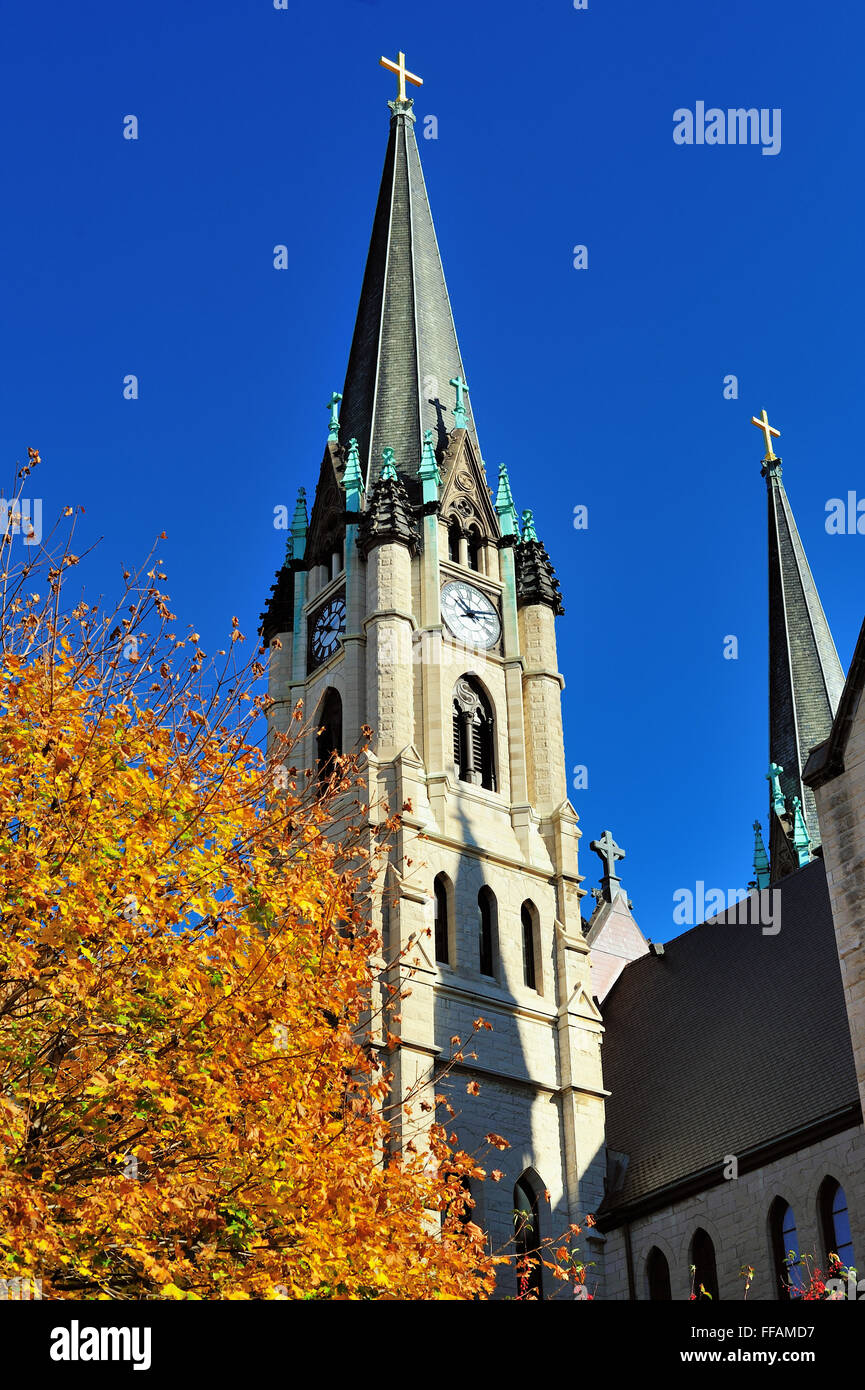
[{"x1": 0, "y1": 451, "x2": 499, "y2": 1300}]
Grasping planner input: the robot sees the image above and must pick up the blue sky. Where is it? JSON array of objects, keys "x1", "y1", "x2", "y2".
[{"x1": 3, "y1": 0, "x2": 863, "y2": 940}]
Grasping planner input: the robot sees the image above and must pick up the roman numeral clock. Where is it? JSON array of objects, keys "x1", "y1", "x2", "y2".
[
  {"x1": 308, "y1": 592, "x2": 346, "y2": 671},
  {"x1": 440, "y1": 580, "x2": 501, "y2": 649}
]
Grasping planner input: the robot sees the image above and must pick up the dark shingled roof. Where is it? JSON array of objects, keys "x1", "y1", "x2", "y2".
[
  {"x1": 259, "y1": 562, "x2": 295, "y2": 644},
  {"x1": 599, "y1": 858, "x2": 860, "y2": 1221},
  {"x1": 766, "y1": 460, "x2": 844, "y2": 866},
  {"x1": 357, "y1": 471, "x2": 420, "y2": 557},
  {"x1": 515, "y1": 538, "x2": 565, "y2": 615},
  {"x1": 337, "y1": 99, "x2": 480, "y2": 499}
]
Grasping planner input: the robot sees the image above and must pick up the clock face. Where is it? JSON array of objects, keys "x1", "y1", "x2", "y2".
[
  {"x1": 310, "y1": 595, "x2": 346, "y2": 667},
  {"x1": 441, "y1": 581, "x2": 501, "y2": 649}
]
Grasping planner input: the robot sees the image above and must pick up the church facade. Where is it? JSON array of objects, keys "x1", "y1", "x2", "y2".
[{"x1": 261, "y1": 61, "x2": 865, "y2": 1299}]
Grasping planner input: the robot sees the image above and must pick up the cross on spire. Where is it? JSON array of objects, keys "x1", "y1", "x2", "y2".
[
  {"x1": 590, "y1": 829, "x2": 626, "y2": 882},
  {"x1": 379, "y1": 50, "x2": 423, "y2": 103},
  {"x1": 450, "y1": 375, "x2": 469, "y2": 429},
  {"x1": 326, "y1": 391, "x2": 342, "y2": 442},
  {"x1": 766, "y1": 761, "x2": 786, "y2": 817},
  {"x1": 751, "y1": 408, "x2": 780, "y2": 462}
]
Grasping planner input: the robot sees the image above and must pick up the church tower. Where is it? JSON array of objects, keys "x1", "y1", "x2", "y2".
[
  {"x1": 751, "y1": 410, "x2": 845, "y2": 881},
  {"x1": 261, "y1": 58, "x2": 606, "y2": 1296}
]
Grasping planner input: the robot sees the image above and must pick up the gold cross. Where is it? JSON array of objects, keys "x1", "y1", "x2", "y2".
[
  {"x1": 379, "y1": 50, "x2": 423, "y2": 103},
  {"x1": 751, "y1": 408, "x2": 780, "y2": 461}
]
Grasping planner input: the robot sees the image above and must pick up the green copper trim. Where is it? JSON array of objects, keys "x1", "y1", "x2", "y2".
[
  {"x1": 343, "y1": 437, "x2": 365, "y2": 513},
  {"x1": 290, "y1": 487, "x2": 308, "y2": 560},
  {"x1": 752, "y1": 819, "x2": 770, "y2": 891},
  {"x1": 418, "y1": 428, "x2": 442, "y2": 504},
  {"x1": 766, "y1": 762, "x2": 786, "y2": 818},
  {"x1": 449, "y1": 375, "x2": 469, "y2": 431},
  {"x1": 327, "y1": 391, "x2": 342, "y2": 443},
  {"x1": 380, "y1": 447, "x2": 398, "y2": 482},
  {"x1": 790, "y1": 796, "x2": 812, "y2": 867},
  {"x1": 520, "y1": 509, "x2": 538, "y2": 543},
  {"x1": 495, "y1": 462, "x2": 519, "y2": 537}
]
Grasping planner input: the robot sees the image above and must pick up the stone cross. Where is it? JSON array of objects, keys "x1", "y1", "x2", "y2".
[
  {"x1": 379, "y1": 50, "x2": 423, "y2": 103},
  {"x1": 766, "y1": 762, "x2": 786, "y2": 816},
  {"x1": 450, "y1": 375, "x2": 470, "y2": 429},
  {"x1": 751, "y1": 408, "x2": 780, "y2": 462},
  {"x1": 590, "y1": 829, "x2": 625, "y2": 881},
  {"x1": 327, "y1": 391, "x2": 342, "y2": 442}
]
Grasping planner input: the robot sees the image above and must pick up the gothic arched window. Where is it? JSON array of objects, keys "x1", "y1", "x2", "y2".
[
  {"x1": 690, "y1": 1228, "x2": 719, "y2": 1300},
  {"x1": 521, "y1": 901, "x2": 539, "y2": 991},
  {"x1": 434, "y1": 873, "x2": 451, "y2": 965},
  {"x1": 819, "y1": 1178, "x2": 856, "y2": 1272},
  {"x1": 646, "y1": 1247, "x2": 672, "y2": 1300},
  {"x1": 769, "y1": 1197, "x2": 802, "y2": 1298},
  {"x1": 478, "y1": 886, "x2": 496, "y2": 977},
  {"x1": 453, "y1": 676, "x2": 496, "y2": 791},
  {"x1": 514, "y1": 1171, "x2": 544, "y2": 1300},
  {"x1": 467, "y1": 526, "x2": 482, "y2": 572},
  {"x1": 316, "y1": 688, "x2": 342, "y2": 780},
  {"x1": 448, "y1": 521, "x2": 461, "y2": 563}
]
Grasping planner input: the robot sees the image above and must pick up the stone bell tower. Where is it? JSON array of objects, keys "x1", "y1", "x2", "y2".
[{"x1": 260, "y1": 55, "x2": 607, "y2": 1297}]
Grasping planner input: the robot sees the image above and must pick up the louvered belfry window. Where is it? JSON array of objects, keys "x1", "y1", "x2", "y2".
[{"x1": 453, "y1": 677, "x2": 496, "y2": 791}]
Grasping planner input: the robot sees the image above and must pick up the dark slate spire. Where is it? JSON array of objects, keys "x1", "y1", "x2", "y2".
[
  {"x1": 762, "y1": 436, "x2": 844, "y2": 876},
  {"x1": 515, "y1": 510, "x2": 565, "y2": 615},
  {"x1": 357, "y1": 451, "x2": 420, "y2": 556},
  {"x1": 337, "y1": 97, "x2": 480, "y2": 499}
]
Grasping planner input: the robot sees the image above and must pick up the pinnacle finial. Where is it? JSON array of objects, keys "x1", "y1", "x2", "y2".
[
  {"x1": 521, "y1": 509, "x2": 538, "y2": 543},
  {"x1": 495, "y1": 462, "x2": 518, "y2": 537},
  {"x1": 418, "y1": 428, "x2": 442, "y2": 503},
  {"x1": 327, "y1": 391, "x2": 342, "y2": 442},
  {"x1": 790, "y1": 796, "x2": 812, "y2": 866},
  {"x1": 752, "y1": 819, "x2": 770, "y2": 890},
  {"x1": 343, "y1": 437, "x2": 365, "y2": 512},
  {"x1": 381, "y1": 447, "x2": 398, "y2": 482},
  {"x1": 290, "y1": 487, "x2": 308, "y2": 560}
]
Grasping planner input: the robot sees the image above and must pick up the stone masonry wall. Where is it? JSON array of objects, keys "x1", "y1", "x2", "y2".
[
  {"x1": 604, "y1": 1125, "x2": 865, "y2": 1299},
  {"x1": 813, "y1": 690, "x2": 865, "y2": 1119}
]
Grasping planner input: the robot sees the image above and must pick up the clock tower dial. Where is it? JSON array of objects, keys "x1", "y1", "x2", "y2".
[
  {"x1": 440, "y1": 580, "x2": 501, "y2": 650},
  {"x1": 309, "y1": 593, "x2": 346, "y2": 670}
]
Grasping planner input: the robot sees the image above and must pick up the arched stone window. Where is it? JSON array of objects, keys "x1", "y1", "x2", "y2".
[
  {"x1": 467, "y1": 526, "x2": 482, "y2": 573},
  {"x1": 514, "y1": 1170, "x2": 544, "y2": 1300},
  {"x1": 769, "y1": 1197, "x2": 802, "y2": 1298},
  {"x1": 521, "y1": 901, "x2": 539, "y2": 991},
  {"x1": 690, "y1": 1228, "x2": 719, "y2": 1300},
  {"x1": 316, "y1": 688, "x2": 342, "y2": 780},
  {"x1": 453, "y1": 676, "x2": 496, "y2": 791},
  {"x1": 433, "y1": 873, "x2": 451, "y2": 965},
  {"x1": 478, "y1": 886, "x2": 496, "y2": 977},
  {"x1": 646, "y1": 1246, "x2": 672, "y2": 1300},
  {"x1": 819, "y1": 1177, "x2": 856, "y2": 1272},
  {"x1": 448, "y1": 520, "x2": 461, "y2": 564}
]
